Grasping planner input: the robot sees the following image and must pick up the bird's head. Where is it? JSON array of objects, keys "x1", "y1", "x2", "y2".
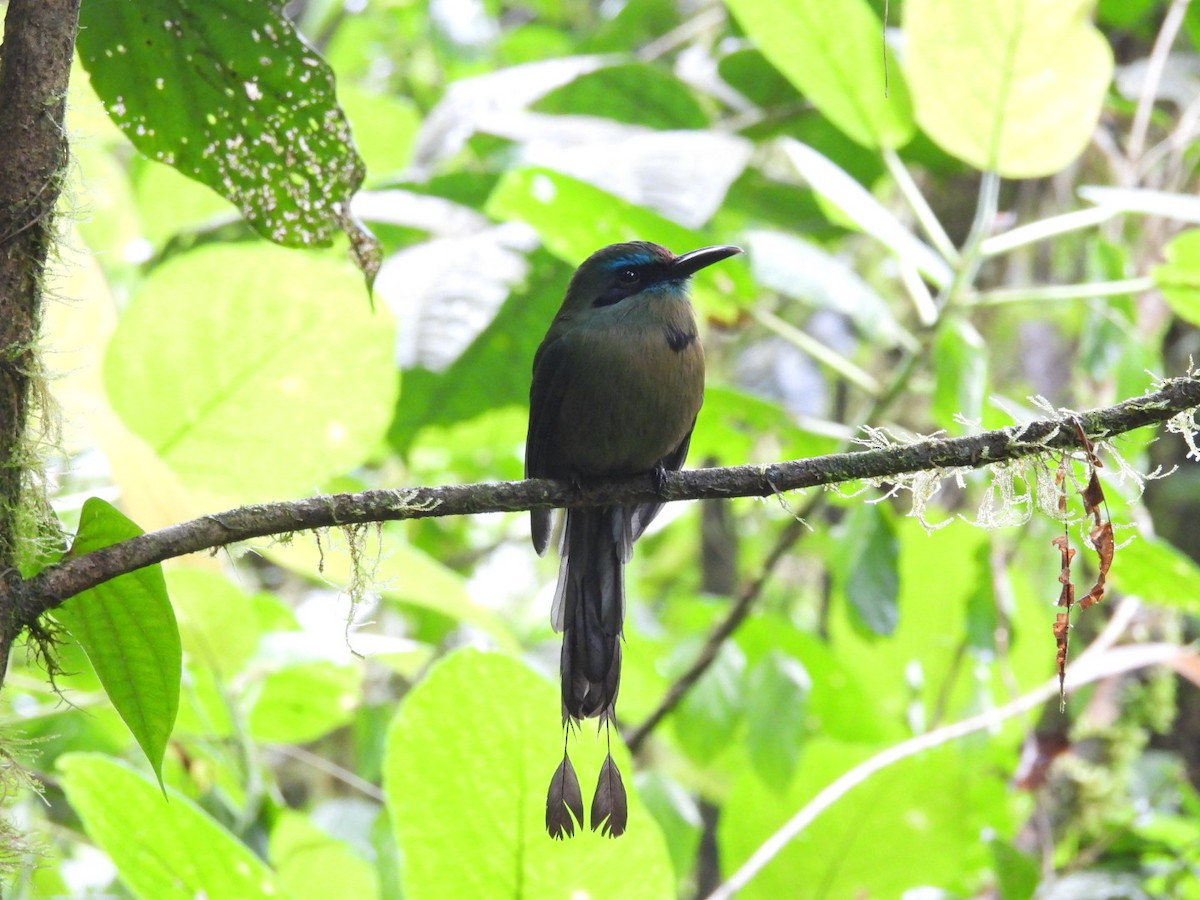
[{"x1": 559, "y1": 241, "x2": 742, "y2": 317}]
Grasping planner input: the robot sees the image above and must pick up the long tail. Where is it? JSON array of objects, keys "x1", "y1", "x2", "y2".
[{"x1": 553, "y1": 506, "x2": 631, "y2": 723}]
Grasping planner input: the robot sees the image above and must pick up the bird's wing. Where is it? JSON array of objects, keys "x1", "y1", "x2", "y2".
[
  {"x1": 526, "y1": 334, "x2": 571, "y2": 555},
  {"x1": 628, "y1": 419, "x2": 695, "y2": 544}
]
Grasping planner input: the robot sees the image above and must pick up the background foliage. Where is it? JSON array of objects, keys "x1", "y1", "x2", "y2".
[{"x1": 5, "y1": 0, "x2": 1200, "y2": 896}]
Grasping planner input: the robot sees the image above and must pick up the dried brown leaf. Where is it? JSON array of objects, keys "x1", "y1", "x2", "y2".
[
  {"x1": 590, "y1": 753, "x2": 628, "y2": 838},
  {"x1": 1052, "y1": 534, "x2": 1076, "y2": 599},
  {"x1": 1053, "y1": 612, "x2": 1071, "y2": 707},
  {"x1": 1079, "y1": 522, "x2": 1114, "y2": 609},
  {"x1": 1055, "y1": 458, "x2": 1069, "y2": 514},
  {"x1": 1082, "y1": 471, "x2": 1105, "y2": 525},
  {"x1": 1057, "y1": 581, "x2": 1075, "y2": 608},
  {"x1": 545, "y1": 754, "x2": 584, "y2": 839},
  {"x1": 1072, "y1": 418, "x2": 1102, "y2": 467}
]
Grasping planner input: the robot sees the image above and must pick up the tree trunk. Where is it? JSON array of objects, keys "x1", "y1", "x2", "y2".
[{"x1": 0, "y1": 0, "x2": 82, "y2": 680}]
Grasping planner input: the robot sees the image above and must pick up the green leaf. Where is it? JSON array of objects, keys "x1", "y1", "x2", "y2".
[
  {"x1": 634, "y1": 772, "x2": 703, "y2": 882},
  {"x1": 485, "y1": 167, "x2": 752, "y2": 320},
  {"x1": 744, "y1": 651, "x2": 811, "y2": 789},
  {"x1": 838, "y1": 503, "x2": 900, "y2": 637},
  {"x1": 51, "y1": 499, "x2": 180, "y2": 787},
  {"x1": 166, "y1": 568, "x2": 261, "y2": 678},
  {"x1": 932, "y1": 316, "x2": 988, "y2": 432},
  {"x1": 720, "y1": 739, "x2": 1010, "y2": 898},
  {"x1": 59, "y1": 754, "x2": 286, "y2": 900},
  {"x1": 1110, "y1": 536, "x2": 1200, "y2": 615},
  {"x1": 905, "y1": 0, "x2": 1113, "y2": 177},
  {"x1": 826, "y1": 519, "x2": 1052, "y2": 727},
  {"x1": 104, "y1": 244, "x2": 397, "y2": 503},
  {"x1": 1154, "y1": 229, "x2": 1200, "y2": 326},
  {"x1": 248, "y1": 661, "x2": 362, "y2": 744},
  {"x1": 270, "y1": 810, "x2": 379, "y2": 900},
  {"x1": 673, "y1": 641, "x2": 746, "y2": 764},
  {"x1": 991, "y1": 836, "x2": 1040, "y2": 900},
  {"x1": 780, "y1": 140, "x2": 952, "y2": 287},
  {"x1": 724, "y1": 0, "x2": 914, "y2": 149},
  {"x1": 717, "y1": 48, "x2": 802, "y2": 112},
  {"x1": 389, "y1": 249, "x2": 568, "y2": 453},
  {"x1": 384, "y1": 649, "x2": 673, "y2": 896},
  {"x1": 76, "y1": 0, "x2": 375, "y2": 258},
  {"x1": 533, "y1": 63, "x2": 708, "y2": 130}
]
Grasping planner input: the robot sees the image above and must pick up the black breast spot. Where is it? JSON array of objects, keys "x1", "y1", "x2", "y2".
[{"x1": 664, "y1": 324, "x2": 696, "y2": 352}]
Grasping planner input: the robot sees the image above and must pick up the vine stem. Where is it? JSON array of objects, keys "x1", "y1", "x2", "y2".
[
  {"x1": 965, "y1": 277, "x2": 1156, "y2": 306},
  {"x1": 1128, "y1": 0, "x2": 1191, "y2": 164}
]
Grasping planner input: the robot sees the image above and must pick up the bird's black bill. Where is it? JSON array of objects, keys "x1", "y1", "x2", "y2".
[{"x1": 670, "y1": 244, "x2": 743, "y2": 279}]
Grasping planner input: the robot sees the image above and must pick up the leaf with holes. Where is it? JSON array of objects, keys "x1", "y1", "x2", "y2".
[{"x1": 77, "y1": 0, "x2": 378, "y2": 276}]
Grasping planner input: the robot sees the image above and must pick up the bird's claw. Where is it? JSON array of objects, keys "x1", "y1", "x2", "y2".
[{"x1": 651, "y1": 462, "x2": 669, "y2": 498}]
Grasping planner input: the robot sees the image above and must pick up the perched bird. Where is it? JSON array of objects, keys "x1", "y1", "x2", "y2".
[{"x1": 527, "y1": 240, "x2": 742, "y2": 838}]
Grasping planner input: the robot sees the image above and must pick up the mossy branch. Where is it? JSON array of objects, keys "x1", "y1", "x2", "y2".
[
  {"x1": 6, "y1": 376, "x2": 1199, "y2": 638},
  {"x1": 0, "y1": 0, "x2": 83, "y2": 680}
]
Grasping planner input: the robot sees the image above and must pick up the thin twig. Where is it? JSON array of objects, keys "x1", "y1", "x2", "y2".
[
  {"x1": 964, "y1": 277, "x2": 1156, "y2": 306},
  {"x1": 979, "y1": 206, "x2": 1118, "y2": 258},
  {"x1": 882, "y1": 148, "x2": 960, "y2": 266},
  {"x1": 1128, "y1": 0, "x2": 1191, "y2": 164}
]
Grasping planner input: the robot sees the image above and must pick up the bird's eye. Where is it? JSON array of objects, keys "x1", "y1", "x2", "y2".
[{"x1": 617, "y1": 268, "x2": 640, "y2": 285}]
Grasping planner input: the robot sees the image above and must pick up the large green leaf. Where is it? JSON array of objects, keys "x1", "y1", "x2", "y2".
[
  {"x1": 270, "y1": 810, "x2": 379, "y2": 900},
  {"x1": 384, "y1": 649, "x2": 674, "y2": 898},
  {"x1": 672, "y1": 641, "x2": 746, "y2": 764},
  {"x1": 532, "y1": 63, "x2": 708, "y2": 130},
  {"x1": 247, "y1": 661, "x2": 362, "y2": 744},
  {"x1": 837, "y1": 503, "x2": 901, "y2": 637},
  {"x1": 1154, "y1": 229, "x2": 1200, "y2": 327},
  {"x1": 905, "y1": 0, "x2": 1113, "y2": 177},
  {"x1": 59, "y1": 754, "x2": 286, "y2": 900},
  {"x1": 77, "y1": 0, "x2": 374, "y2": 258},
  {"x1": 104, "y1": 244, "x2": 397, "y2": 502},
  {"x1": 1110, "y1": 535, "x2": 1200, "y2": 616},
  {"x1": 51, "y1": 499, "x2": 180, "y2": 786},
  {"x1": 724, "y1": 0, "x2": 914, "y2": 149},
  {"x1": 720, "y1": 739, "x2": 1011, "y2": 898},
  {"x1": 744, "y1": 651, "x2": 810, "y2": 790}
]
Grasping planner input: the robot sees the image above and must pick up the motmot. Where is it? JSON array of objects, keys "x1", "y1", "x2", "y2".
[{"x1": 527, "y1": 240, "x2": 742, "y2": 837}]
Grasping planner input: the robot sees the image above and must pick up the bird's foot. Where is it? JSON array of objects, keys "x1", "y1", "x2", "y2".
[{"x1": 651, "y1": 461, "x2": 669, "y2": 498}]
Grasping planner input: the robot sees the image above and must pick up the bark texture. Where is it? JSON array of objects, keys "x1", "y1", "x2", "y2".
[{"x1": 0, "y1": 0, "x2": 83, "y2": 675}]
